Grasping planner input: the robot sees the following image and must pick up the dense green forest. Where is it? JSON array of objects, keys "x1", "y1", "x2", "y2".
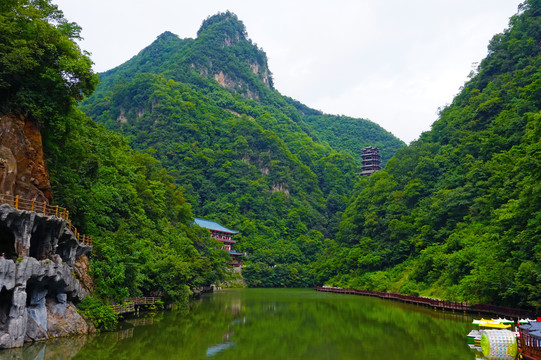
[
  {"x1": 284, "y1": 96, "x2": 404, "y2": 166},
  {"x1": 0, "y1": 0, "x2": 230, "y2": 329},
  {"x1": 4, "y1": 0, "x2": 537, "y2": 316},
  {"x1": 315, "y1": 0, "x2": 541, "y2": 309},
  {"x1": 80, "y1": 12, "x2": 404, "y2": 287}
]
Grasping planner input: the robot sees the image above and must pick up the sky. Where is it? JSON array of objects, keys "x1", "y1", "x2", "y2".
[{"x1": 53, "y1": 0, "x2": 523, "y2": 144}]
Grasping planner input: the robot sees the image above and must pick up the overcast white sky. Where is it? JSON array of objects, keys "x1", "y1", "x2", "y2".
[{"x1": 53, "y1": 0, "x2": 522, "y2": 143}]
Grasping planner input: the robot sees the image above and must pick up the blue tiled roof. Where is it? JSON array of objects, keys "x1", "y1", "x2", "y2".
[
  {"x1": 194, "y1": 218, "x2": 239, "y2": 234},
  {"x1": 229, "y1": 251, "x2": 243, "y2": 256}
]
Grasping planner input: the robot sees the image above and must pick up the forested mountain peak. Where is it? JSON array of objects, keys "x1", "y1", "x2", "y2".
[
  {"x1": 100, "y1": 11, "x2": 273, "y2": 101},
  {"x1": 189, "y1": 11, "x2": 274, "y2": 98},
  {"x1": 197, "y1": 11, "x2": 248, "y2": 44},
  {"x1": 80, "y1": 10, "x2": 406, "y2": 288}
]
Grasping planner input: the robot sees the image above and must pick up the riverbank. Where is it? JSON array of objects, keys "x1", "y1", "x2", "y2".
[{"x1": 315, "y1": 286, "x2": 537, "y2": 319}]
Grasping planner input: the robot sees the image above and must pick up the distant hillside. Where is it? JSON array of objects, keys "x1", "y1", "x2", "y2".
[
  {"x1": 315, "y1": 0, "x2": 541, "y2": 308},
  {"x1": 285, "y1": 96, "x2": 404, "y2": 165},
  {"x1": 80, "y1": 12, "x2": 404, "y2": 286}
]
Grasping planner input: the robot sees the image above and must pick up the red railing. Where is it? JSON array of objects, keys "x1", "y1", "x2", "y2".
[
  {"x1": 0, "y1": 193, "x2": 92, "y2": 246},
  {"x1": 212, "y1": 234, "x2": 235, "y2": 243},
  {"x1": 315, "y1": 286, "x2": 536, "y2": 318}
]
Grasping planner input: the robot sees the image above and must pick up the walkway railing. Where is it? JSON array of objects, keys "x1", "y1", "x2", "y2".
[
  {"x1": 124, "y1": 297, "x2": 162, "y2": 305},
  {"x1": 0, "y1": 193, "x2": 92, "y2": 246},
  {"x1": 111, "y1": 297, "x2": 162, "y2": 314},
  {"x1": 518, "y1": 329, "x2": 541, "y2": 360},
  {"x1": 315, "y1": 286, "x2": 536, "y2": 319}
]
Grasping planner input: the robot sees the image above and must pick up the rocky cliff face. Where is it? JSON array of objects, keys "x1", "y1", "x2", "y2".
[
  {"x1": 188, "y1": 12, "x2": 274, "y2": 100},
  {"x1": 0, "y1": 114, "x2": 94, "y2": 349},
  {"x1": 0, "y1": 115, "x2": 52, "y2": 204},
  {"x1": 0, "y1": 204, "x2": 93, "y2": 349}
]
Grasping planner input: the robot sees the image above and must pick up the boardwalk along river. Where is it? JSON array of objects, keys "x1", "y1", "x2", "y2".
[{"x1": 1, "y1": 288, "x2": 478, "y2": 359}]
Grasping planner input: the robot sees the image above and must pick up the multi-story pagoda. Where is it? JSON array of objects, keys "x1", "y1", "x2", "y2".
[
  {"x1": 360, "y1": 146, "x2": 381, "y2": 175},
  {"x1": 194, "y1": 218, "x2": 243, "y2": 266}
]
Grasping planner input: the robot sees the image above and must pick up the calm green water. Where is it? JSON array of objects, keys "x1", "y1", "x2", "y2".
[{"x1": 1, "y1": 288, "x2": 478, "y2": 359}]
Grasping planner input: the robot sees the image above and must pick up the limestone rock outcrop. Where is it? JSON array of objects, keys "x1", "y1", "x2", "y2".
[
  {"x1": 0, "y1": 205, "x2": 92, "y2": 349},
  {"x1": 0, "y1": 115, "x2": 52, "y2": 204}
]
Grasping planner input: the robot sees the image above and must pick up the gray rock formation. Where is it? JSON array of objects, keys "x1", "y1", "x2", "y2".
[{"x1": 0, "y1": 204, "x2": 92, "y2": 349}]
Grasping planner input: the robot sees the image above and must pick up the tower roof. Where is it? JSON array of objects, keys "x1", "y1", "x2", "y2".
[{"x1": 194, "y1": 218, "x2": 239, "y2": 234}]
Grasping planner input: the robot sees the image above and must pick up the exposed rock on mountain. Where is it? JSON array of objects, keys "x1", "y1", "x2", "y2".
[
  {"x1": 0, "y1": 115, "x2": 52, "y2": 204},
  {"x1": 0, "y1": 119, "x2": 93, "y2": 348}
]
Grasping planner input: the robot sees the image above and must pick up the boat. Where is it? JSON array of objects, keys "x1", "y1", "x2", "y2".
[
  {"x1": 518, "y1": 320, "x2": 541, "y2": 360},
  {"x1": 467, "y1": 319, "x2": 514, "y2": 348}
]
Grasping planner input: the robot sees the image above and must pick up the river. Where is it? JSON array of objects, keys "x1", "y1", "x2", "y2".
[{"x1": 1, "y1": 288, "x2": 479, "y2": 359}]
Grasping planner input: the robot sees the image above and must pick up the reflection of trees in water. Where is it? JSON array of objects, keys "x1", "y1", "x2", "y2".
[
  {"x1": 0, "y1": 335, "x2": 90, "y2": 360},
  {"x1": 221, "y1": 289, "x2": 474, "y2": 360},
  {"x1": 125, "y1": 313, "x2": 162, "y2": 327},
  {"x1": 0, "y1": 289, "x2": 476, "y2": 360},
  {"x1": 206, "y1": 292, "x2": 244, "y2": 357}
]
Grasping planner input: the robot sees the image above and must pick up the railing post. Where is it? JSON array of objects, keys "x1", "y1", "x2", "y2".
[
  {"x1": 31, "y1": 199, "x2": 35, "y2": 211},
  {"x1": 56, "y1": 205, "x2": 58, "y2": 216},
  {"x1": 43, "y1": 201, "x2": 46, "y2": 215},
  {"x1": 15, "y1": 195, "x2": 19, "y2": 209},
  {"x1": 66, "y1": 210, "x2": 69, "y2": 221}
]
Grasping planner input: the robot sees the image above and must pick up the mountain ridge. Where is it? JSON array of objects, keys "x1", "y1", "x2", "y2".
[{"x1": 80, "y1": 11, "x2": 405, "y2": 287}]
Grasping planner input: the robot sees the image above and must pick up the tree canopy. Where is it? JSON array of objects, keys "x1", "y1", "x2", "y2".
[
  {"x1": 0, "y1": 0, "x2": 98, "y2": 123},
  {"x1": 315, "y1": 0, "x2": 541, "y2": 309},
  {"x1": 0, "y1": 0, "x2": 228, "y2": 316}
]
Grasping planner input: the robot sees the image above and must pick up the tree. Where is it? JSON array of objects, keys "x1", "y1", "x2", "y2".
[{"x1": 0, "y1": 0, "x2": 98, "y2": 123}]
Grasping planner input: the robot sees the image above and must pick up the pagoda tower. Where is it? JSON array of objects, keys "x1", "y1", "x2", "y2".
[{"x1": 360, "y1": 146, "x2": 381, "y2": 175}]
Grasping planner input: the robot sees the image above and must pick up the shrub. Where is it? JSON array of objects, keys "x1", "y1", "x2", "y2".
[{"x1": 77, "y1": 296, "x2": 118, "y2": 332}]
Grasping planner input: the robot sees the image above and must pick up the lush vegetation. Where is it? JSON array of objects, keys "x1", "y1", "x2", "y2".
[
  {"x1": 43, "y1": 109, "x2": 229, "y2": 304},
  {"x1": 285, "y1": 97, "x2": 405, "y2": 165},
  {"x1": 1, "y1": 0, "x2": 229, "y2": 313},
  {"x1": 76, "y1": 296, "x2": 118, "y2": 332},
  {"x1": 6, "y1": 0, "x2": 536, "y2": 314},
  {"x1": 0, "y1": 0, "x2": 98, "y2": 124},
  {"x1": 80, "y1": 12, "x2": 404, "y2": 287},
  {"x1": 315, "y1": 0, "x2": 541, "y2": 309}
]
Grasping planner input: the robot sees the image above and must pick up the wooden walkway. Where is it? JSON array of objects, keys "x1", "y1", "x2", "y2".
[
  {"x1": 315, "y1": 286, "x2": 536, "y2": 319},
  {"x1": 0, "y1": 193, "x2": 92, "y2": 246},
  {"x1": 111, "y1": 297, "x2": 162, "y2": 315}
]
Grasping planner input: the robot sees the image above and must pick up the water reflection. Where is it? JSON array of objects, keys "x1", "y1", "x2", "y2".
[
  {"x1": 0, "y1": 335, "x2": 89, "y2": 360},
  {"x1": 206, "y1": 295, "x2": 241, "y2": 357},
  {"x1": 206, "y1": 337, "x2": 235, "y2": 358},
  {"x1": 0, "y1": 289, "x2": 478, "y2": 360}
]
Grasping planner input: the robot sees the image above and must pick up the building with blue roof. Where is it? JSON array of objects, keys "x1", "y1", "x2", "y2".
[
  {"x1": 194, "y1": 218, "x2": 239, "y2": 234},
  {"x1": 194, "y1": 217, "x2": 242, "y2": 266}
]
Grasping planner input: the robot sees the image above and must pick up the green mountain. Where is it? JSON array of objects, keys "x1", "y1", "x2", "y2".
[
  {"x1": 1, "y1": 0, "x2": 235, "y2": 331},
  {"x1": 80, "y1": 12, "x2": 404, "y2": 287},
  {"x1": 316, "y1": 0, "x2": 541, "y2": 308}
]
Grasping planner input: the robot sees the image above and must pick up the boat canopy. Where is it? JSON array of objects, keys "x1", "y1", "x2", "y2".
[{"x1": 472, "y1": 319, "x2": 512, "y2": 328}]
